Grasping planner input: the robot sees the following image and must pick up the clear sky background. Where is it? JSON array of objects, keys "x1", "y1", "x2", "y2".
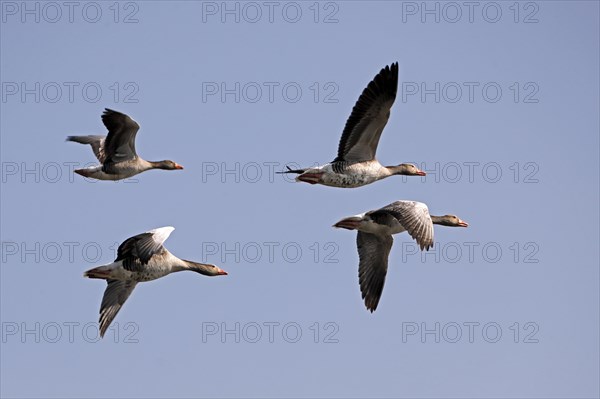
[{"x1": 1, "y1": 1, "x2": 599, "y2": 398}]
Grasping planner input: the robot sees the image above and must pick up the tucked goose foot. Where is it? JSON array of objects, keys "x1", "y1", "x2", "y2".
[{"x1": 297, "y1": 172, "x2": 323, "y2": 184}]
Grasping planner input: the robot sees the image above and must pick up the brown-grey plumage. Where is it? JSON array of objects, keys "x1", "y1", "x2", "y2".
[
  {"x1": 334, "y1": 201, "x2": 468, "y2": 312},
  {"x1": 100, "y1": 108, "x2": 141, "y2": 172},
  {"x1": 66, "y1": 109, "x2": 183, "y2": 180},
  {"x1": 99, "y1": 280, "x2": 137, "y2": 338},
  {"x1": 115, "y1": 231, "x2": 168, "y2": 271},
  {"x1": 357, "y1": 231, "x2": 393, "y2": 312},
  {"x1": 83, "y1": 227, "x2": 227, "y2": 337},
  {"x1": 371, "y1": 201, "x2": 435, "y2": 250},
  {"x1": 65, "y1": 135, "x2": 107, "y2": 162},
  {"x1": 335, "y1": 62, "x2": 399, "y2": 163}
]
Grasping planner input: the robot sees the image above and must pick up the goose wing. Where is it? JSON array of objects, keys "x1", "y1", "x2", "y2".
[
  {"x1": 115, "y1": 226, "x2": 174, "y2": 272},
  {"x1": 98, "y1": 279, "x2": 137, "y2": 338},
  {"x1": 374, "y1": 201, "x2": 434, "y2": 250},
  {"x1": 101, "y1": 109, "x2": 141, "y2": 171},
  {"x1": 357, "y1": 231, "x2": 393, "y2": 312},
  {"x1": 334, "y1": 63, "x2": 399, "y2": 163},
  {"x1": 65, "y1": 135, "x2": 107, "y2": 162}
]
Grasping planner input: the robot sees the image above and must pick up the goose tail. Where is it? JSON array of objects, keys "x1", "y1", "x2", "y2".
[
  {"x1": 276, "y1": 166, "x2": 305, "y2": 174},
  {"x1": 84, "y1": 265, "x2": 112, "y2": 279}
]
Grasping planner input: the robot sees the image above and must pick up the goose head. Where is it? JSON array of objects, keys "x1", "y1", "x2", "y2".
[
  {"x1": 431, "y1": 215, "x2": 469, "y2": 227},
  {"x1": 389, "y1": 163, "x2": 426, "y2": 176},
  {"x1": 152, "y1": 160, "x2": 184, "y2": 170},
  {"x1": 184, "y1": 260, "x2": 228, "y2": 276}
]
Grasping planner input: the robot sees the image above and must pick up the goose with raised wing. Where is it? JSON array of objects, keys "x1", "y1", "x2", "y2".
[
  {"x1": 334, "y1": 201, "x2": 468, "y2": 312},
  {"x1": 279, "y1": 63, "x2": 425, "y2": 188},
  {"x1": 67, "y1": 108, "x2": 183, "y2": 180},
  {"x1": 84, "y1": 227, "x2": 227, "y2": 337}
]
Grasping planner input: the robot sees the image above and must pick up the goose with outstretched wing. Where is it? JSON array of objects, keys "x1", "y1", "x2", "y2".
[
  {"x1": 67, "y1": 109, "x2": 183, "y2": 180},
  {"x1": 279, "y1": 63, "x2": 425, "y2": 188},
  {"x1": 84, "y1": 227, "x2": 227, "y2": 337},
  {"x1": 334, "y1": 201, "x2": 468, "y2": 311}
]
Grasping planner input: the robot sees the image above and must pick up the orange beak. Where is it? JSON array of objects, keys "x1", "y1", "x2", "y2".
[
  {"x1": 416, "y1": 170, "x2": 426, "y2": 176},
  {"x1": 175, "y1": 163, "x2": 184, "y2": 170},
  {"x1": 458, "y1": 219, "x2": 469, "y2": 227},
  {"x1": 333, "y1": 217, "x2": 362, "y2": 230},
  {"x1": 217, "y1": 269, "x2": 228, "y2": 276}
]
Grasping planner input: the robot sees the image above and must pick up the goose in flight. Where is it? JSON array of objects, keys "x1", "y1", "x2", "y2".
[
  {"x1": 334, "y1": 201, "x2": 468, "y2": 312},
  {"x1": 84, "y1": 226, "x2": 227, "y2": 337},
  {"x1": 67, "y1": 109, "x2": 183, "y2": 180},
  {"x1": 279, "y1": 63, "x2": 425, "y2": 188}
]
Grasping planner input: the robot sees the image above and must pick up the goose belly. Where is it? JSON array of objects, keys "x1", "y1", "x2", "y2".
[
  {"x1": 75, "y1": 165, "x2": 133, "y2": 181},
  {"x1": 129, "y1": 269, "x2": 171, "y2": 282},
  {"x1": 128, "y1": 258, "x2": 176, "y2": 282},
  {"x1": 98, "y1": 260, "x2": 173, "y2": 282},
  {"x1": 316, "y1": 162, "x2": 386, "y2": 188},
  {"x1": 320, "y1": 173, "x2": 380, "y2": 188},
  {"x1": 75, "y1": 161, "x2": 149, "y2": 180},
  {"x1": 359, "y1": 220, "x2": 407, "y2": 236}
]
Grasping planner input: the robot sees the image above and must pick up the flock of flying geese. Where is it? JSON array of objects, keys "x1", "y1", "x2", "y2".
[{"x1": 69, "y1": 62, "x2": 468, "y2": 337}]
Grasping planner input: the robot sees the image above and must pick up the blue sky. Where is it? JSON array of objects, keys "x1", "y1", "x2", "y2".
[{"x1": 1, "y1": 1, "x2": 599, "y2": 398}]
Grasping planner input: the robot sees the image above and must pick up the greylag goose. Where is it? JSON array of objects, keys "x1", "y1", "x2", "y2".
[
  {"x1": 279, "y1": 63, "x2": 425, "y2": 188},
  {"x1": 84, "y1": 226, "x2": 227, "y2": 337},
  {"x1": 333, "y1": 201, "x2": 468, "y2": 312},
  {"x1": 67, "y1": 109, "x2": 183, "y2": 180}
]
